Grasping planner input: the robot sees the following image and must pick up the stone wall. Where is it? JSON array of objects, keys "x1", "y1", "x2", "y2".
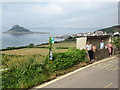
[
  {"x1": 94, "y1": 48, "x2": 119, "y2": 61},
  {"x1": 95, "y1": 49, "x2": 109, "y2": 60}
]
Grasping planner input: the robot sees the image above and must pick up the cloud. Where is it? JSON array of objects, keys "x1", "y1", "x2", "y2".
[
  {"x1": 2, "y1": 1, "x2": 118, "y2": 30},
  {"x1": 24, "y1": 3, "x2": 63, "y2": 15},
  {"x1": 0, "y1": 3, "x2": 2, "y2": 27},
  {"x1": 1, "y1": 0, "x2": 119, "y2": 3},
  {"x1": 52, "y1": 0, "x2": 119, "y2": 2},
  {"x1": 66, "y1": 17, "x2": 80, "y2": 23}
]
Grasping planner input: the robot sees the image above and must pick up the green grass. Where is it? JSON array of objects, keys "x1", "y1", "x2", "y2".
[
  {"x1": 1, "y1": 54, "x2": 45, "y2": 68},
  {"x1": 38, "y1": 41, "x2": 76, "y2": 48},
  {"x1": 1, "y1": 41, "x2": 75, "y2": 55},
  {"x1": 1, "y1": 48, "x2": 68, "y2": 56},
  {"x1": 2, "y1": 55, "x2": 51, "y2": 88}
]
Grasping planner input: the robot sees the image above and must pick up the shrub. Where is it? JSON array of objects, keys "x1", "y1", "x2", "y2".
[
  {"x1": 28, "y1": 43, "x2": 34, "y2": 48},
  {"x1": 47, "y1": 48, "x2": 87, "y2": 72},
  {"x1": 113, "y1": 37, "x2": 120, "y2": 50},
  {"x1": 2, "y1": 57, "x2": 50, "y2": 88},
  {"x1": 1, "y1": 46, "x2": 27, "y2": 51}
]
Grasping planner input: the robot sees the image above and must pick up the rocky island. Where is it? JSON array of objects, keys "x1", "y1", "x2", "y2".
[{"x1": 3, "y1": 24, "x2": 50, "y2": 34}]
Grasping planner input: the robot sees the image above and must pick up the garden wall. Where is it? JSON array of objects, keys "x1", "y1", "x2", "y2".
[{"x1": 95, "y1": 48, "x2": 119, "y2": 61}]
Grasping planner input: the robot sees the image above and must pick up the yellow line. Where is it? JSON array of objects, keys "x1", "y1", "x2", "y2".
[
  {"x1": 32, "y1": 56, "x2": 117, "y2": 89},
  {"x1": 104, "y1": 82, "x2": 113, "y2": 88}
]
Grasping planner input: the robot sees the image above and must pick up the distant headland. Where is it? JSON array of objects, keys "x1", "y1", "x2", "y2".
[{"x1": 3, "y1": 24, "x2": 50, "y2": 34}]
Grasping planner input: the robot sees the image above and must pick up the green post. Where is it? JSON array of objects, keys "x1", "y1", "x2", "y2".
[
  {"x1": 49, "y1": 37, "x2": 52, "y2": 50},
  {"x1": 49, "y1": 37, "x2": 52, "y2": 64}
]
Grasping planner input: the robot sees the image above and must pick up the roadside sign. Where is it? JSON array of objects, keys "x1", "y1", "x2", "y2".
[
  {"x1": 51, "y1": 37, "x2": 54, "y2": 44},
  {"x1": 49, "y1": 37, "x2": 53, "y2": 64},
  {"x1": 49, "y1": 50, "x2": 53, "y2": 64},
  {"x1": 49, "y1": 50, "x2": 52, "y2": 60}
]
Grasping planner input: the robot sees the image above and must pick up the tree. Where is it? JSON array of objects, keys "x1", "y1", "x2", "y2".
[
  {"x1": 28, "y1": 43, "x2": 34, "y2": 47},
  {"x1": 113, "y1": 37, "x2": 120, "y2": 51}
]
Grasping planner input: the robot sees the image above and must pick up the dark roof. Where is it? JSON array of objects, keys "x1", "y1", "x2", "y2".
[
  {"x1": 79, "y1": 35, "x2": 111, "y2": 39},
  {"x1": 87, "y1": 35, "x2": 111, "y2": 39}
]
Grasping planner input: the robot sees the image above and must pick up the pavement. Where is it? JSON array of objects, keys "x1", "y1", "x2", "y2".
[{"x1": 33, "y1": 55, "x2": 119, "y2": 88}]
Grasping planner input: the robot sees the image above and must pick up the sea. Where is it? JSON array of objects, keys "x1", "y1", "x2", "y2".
[{"x1": 1, "y1": 28, "x2": 97, "y2": 49}]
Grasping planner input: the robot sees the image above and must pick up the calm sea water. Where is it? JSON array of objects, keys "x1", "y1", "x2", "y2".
[
  {"x1": 2, "y1": 33, "x2": 64, "y2": 49},
  {"x1": 2, "y1": 33, "x2": 49, "y2": 48},
  {"x1": 1, "y1": 28, "x2": 97, "y2": 49}
]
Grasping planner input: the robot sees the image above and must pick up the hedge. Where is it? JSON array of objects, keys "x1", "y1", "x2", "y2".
[{"x1": 46, "y1": 48, "x2": 87, "y2": 72}]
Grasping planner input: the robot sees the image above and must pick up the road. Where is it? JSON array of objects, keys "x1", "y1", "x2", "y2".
[{"x1": 35, "y1": 56, "x2": 119, "y2": 88}]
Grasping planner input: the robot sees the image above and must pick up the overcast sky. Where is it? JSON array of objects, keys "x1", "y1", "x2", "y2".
[{"x1": 0, "y1": 0, "x2": 119, "y2": 32}]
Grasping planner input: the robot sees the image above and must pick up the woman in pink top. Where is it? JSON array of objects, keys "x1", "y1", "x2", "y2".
[{"x1": 107, "y1": 42, "x2": 113, "y2": 56}]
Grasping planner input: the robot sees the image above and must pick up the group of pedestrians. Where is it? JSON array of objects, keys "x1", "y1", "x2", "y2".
[{"x1": 86, "y1": 40, "x2": 113, "y2": 62}]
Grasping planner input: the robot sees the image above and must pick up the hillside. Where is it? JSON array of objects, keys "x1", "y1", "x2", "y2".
[
  {"x1": 7, "y1": 25, "x2": 30, "y2": 33},
  {"x1": 97, "y1": 25, "x2": 120, "y2": 33}
]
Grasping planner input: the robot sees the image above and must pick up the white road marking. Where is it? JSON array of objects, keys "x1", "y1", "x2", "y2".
[
  {"x1": 104, "y1": 82, "x2": 113, "y2": 88},
  {"x1": 32, "y1": 56, "x2": 117, "y2": 89}
]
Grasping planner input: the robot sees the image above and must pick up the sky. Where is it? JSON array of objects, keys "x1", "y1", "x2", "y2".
[{"x1": 0, "y1": 0, "x2": 119, "y2": 32}]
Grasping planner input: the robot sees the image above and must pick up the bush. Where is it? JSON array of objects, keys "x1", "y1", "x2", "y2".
[
  {"x1": 113, "y1": 37, "x2": 120, "y2": 50},
  {"x1": 1, "y1": 43, "x2": 35, "y2": 51},
  {"x1": 47, "y1": 48, "x2": 87, "y2": 72},
  {"x1": 1, "y1": 46, "x2": 27, "y2": 51},
  {"x1": 28, "y1": 43, "x2": 34, "y2": 48},
  {"x1": 2, "y1": 59, "x2": 50, "y2": 88}
]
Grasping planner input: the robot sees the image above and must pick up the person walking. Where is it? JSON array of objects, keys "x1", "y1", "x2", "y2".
[
  {"x1": 107, "y1": 42, "x2": 113, "y2": 56},
  {"x1": 100, "y1": 40, "x2": 105, "y2": 49},
  {"x1": 86, "y1": 42, "x2": 94, "y2": 62}
]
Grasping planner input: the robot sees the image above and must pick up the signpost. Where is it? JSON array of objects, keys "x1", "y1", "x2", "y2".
[
  {"x1": 51, "y1": 37, "x2": 54, "y2": 44},
  {"x1": 49, "y1": 37, "x2": 54, "y2": 64},
  {"x1": 49, "y1": 50, "x2": 52, "y2": 60}
]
